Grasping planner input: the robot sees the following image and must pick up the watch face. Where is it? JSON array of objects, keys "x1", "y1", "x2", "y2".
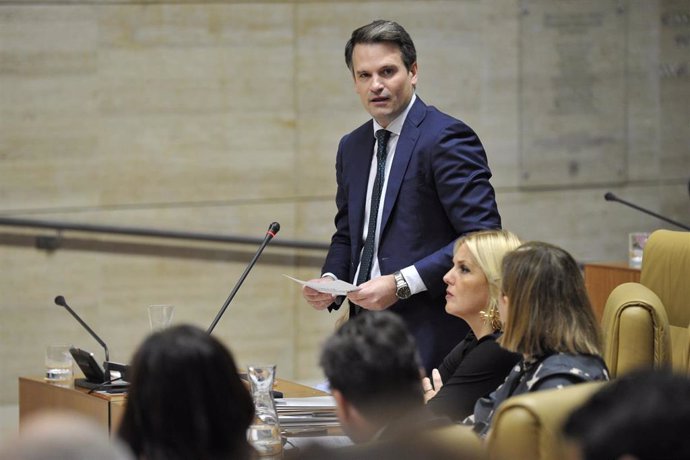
[{"x1": 397, "y1": 286, "x2": 412, "y2": 299}]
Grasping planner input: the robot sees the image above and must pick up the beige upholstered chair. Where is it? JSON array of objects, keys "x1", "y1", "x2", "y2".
[
  {"x1": 486, "y1": 382, "x2": 606, "y2": 460},
  {"x1": 601, "y1": 229, "x2": 690, "y2": 376}
]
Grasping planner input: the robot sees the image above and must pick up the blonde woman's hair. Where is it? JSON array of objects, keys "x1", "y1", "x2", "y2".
[
  {"x1": 455, "y1": 230, "x2": 522, "y2": 330},
  {"x1": 498, "y1": 241, "x2": 602, "y2": 357}
]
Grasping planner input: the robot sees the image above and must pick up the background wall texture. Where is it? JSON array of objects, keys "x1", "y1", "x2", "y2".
[{"x1": 1, "y1": 0, "x2": 688, "y2": 411}]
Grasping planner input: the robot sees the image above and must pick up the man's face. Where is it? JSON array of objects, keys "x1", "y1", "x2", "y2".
[{"x1": 351, "y1": 42, "x2": 417, "y2": 128}]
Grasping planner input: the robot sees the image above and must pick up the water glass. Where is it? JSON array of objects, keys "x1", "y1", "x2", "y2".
[
  {"x1": 247, "y1": 423, "x2": 282, "y2": 456},
  {"x1": 45, "y1": 345, "x2": 73, "y2": 385},
  {"x1": 628, "y1": 232, "x2": 650, "y2": 268},
  {"x1": 247, "y1": 364, "x2": 282, "y2": 456},
  {"x1": 148, "y1": 305, "x2": 174, "y2": 331}
]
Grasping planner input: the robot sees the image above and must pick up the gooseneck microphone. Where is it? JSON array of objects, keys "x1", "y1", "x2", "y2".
[
  {"x1": 604, "y1": 192, "x2": 690, "y2": 231},
  {"x1": 54, "y1": 295, "x2": 110, "y2": 376},
  {"x1": 207, "y1": 222, "x2": 281, "y2": 334}
]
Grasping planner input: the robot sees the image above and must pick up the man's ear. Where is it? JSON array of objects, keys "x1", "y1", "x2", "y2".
[
  {"x1": 332, "y1": 389, "x2": 372, "y2": 443},
  {"x1": 332, "y1": 389, "x2": 352, "y2": 422}
]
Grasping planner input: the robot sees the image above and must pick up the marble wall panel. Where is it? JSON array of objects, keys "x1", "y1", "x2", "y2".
[
  {"x1": 477, "y1": 1, "x2": 520, "y2": 188},
  {"x1": 497, "y1": 183, "x2": 689, "y2": 263},
  {"x1": 0, "y1": 6, "x2": 101, "y2": 211},
  {"x1": 659, "y1": 0, "x2": 690, "y2": 178},
  {"x1": 519, "y1": 0, "x2": 628, "y2": 188},
  {"x1": 626, "y1": 1, "x2": 661, "y2": 181},
  {"x1": 96, "y1": 112, "x2": 297, "y2": 204}
]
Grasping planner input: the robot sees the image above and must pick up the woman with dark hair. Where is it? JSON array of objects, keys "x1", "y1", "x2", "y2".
[
  {"x1": 117, "y1": 324, "x2": 254, "y2": 460},
  {"x1": 465, "y1": 241, "x2": 609, "y2": 437}
]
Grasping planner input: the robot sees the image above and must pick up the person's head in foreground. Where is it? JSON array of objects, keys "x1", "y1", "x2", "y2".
[
  {"x1": 0, "y1": 410, "x2": 133, "y2": 460},
  {"x1": 319, "y1": 311, "x2": 425, "y2": 444},
  {"x1": 563, "y1": 368, "x2": 690, "y2": 460},
  {"x1": 117, "y1": 324, "x2": 254, "y2": 460}
]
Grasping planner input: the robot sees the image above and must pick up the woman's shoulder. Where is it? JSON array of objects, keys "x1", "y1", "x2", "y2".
[{"x1": 536, "y1": 352, "x2": 609, "y2": 381}]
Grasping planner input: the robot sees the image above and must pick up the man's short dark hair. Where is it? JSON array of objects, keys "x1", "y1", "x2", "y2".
[
  {"x1": 319, "y1": 311, "x2": 423, "y2": 420},
  {"x1": 344, "y1": 20, "x2": 417, "y2": 73},
  {"x1": 563, "y1": 369, "x2": 690, "y2": 460}
]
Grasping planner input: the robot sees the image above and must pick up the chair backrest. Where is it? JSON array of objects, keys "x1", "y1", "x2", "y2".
[
  {"x1": 486, "y1": 382, "x2": 606, "y2": 460},
  {"x1": 601, "y1": 282, "x2": 671, "y2": 377},
  {"x1": 640, "y1": 229, "x2": 690, "y2": 371}
]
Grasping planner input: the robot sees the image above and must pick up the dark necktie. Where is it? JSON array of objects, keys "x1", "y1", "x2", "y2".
[{"x1": 352, "y1": 129, "x2": 390, "y2": 316}]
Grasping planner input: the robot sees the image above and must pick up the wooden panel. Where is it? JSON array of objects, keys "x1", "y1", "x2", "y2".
[
  {"x1": 18, "y1": 377, "x2": 112, "y2": 431},
  {"x1": 584, "y1": 262, "x2": 641, "y2": 321},
  {"x1": 110, "y1": 399, "x2": 126, "y2": 435}
]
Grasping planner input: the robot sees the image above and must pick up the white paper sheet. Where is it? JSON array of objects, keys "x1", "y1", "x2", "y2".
[
  {"x1": 275, "y1": 396, "x2": 337, "y2": 408},
  {"x1": 283, "y1": 275, "x2": 359, "y2": 296}
]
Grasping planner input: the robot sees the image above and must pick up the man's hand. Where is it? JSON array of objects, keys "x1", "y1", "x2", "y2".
[
  {"x1": 302, "y1": 278, "x2": 336, "y2": 310},
  {"x1": 346, "y1": 274, "x2": 397, "y2": 311},
  {"x1": 422, "y1": 369, "x2": 443, "y2": 403}
]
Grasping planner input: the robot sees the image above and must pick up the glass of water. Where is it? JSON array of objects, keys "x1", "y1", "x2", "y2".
[
  {"x1": 247, "y1": 423, "x2": 282, "y2": 456},
  {"x1": 148, "y1": 304, "x2": 175, "y2": 331},
  {"x1": 45, "y1": 345, "x2": 73, "y2": 385}
]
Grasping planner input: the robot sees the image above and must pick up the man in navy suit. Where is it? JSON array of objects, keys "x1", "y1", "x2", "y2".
[{"x1": 303, "y1": 20, "x2": 501, "y2": 374}]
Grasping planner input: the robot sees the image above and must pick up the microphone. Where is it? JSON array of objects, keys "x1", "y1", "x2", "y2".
[
  {"x1": 207, "y1": 222, "x2": 281, "y2": 334},
  {"x1": 54, "y1": 295, "x2": 110, "y2": 378},
  {"x1": 604, "y1": 192, "x2": 690, "y2": 231}
]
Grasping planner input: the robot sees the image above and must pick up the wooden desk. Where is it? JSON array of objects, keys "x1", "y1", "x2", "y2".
[
  {"x1": 18, "y1": 377, "x2": 125, "y2": 433},
  {"x1": 583, "y1": 262, "x2": 641, "y2": 321},
  {"x1": 19, "y1": 376, "x2": 329, "y2": 434}
]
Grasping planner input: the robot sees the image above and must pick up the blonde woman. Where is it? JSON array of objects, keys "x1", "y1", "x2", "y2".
[
  {"x1": 466, "y1": 241, "x2": 609, "y2": 437},
  {"x1": 423, "y1": 230, "x2": 522, "y2": 421}
]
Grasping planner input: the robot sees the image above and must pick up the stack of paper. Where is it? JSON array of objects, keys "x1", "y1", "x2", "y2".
[{"x1": 275, "y1": 396, "x2": 340, "y2": 436}]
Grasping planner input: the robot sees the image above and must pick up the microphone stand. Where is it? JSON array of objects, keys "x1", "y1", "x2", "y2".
[
  {"x1": 54, "y1": 295, "x2": 110, "y2": 379},
  {"x1": 207, "y1": 222, "x2": 280, "y2": 334},
  {"x1": 604, "y1": 192, "x2": 690, "y2": 231}
]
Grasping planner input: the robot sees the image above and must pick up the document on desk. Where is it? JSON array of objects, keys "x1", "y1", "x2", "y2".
[
  {"x1": 275, "y1": 396, "x2": 337, "y2": 410},
  {"x1": 276, "y1": 396, "x2": 339, "y2": 429},
  {"x1": 283, "y1": 275, "x2": 360, "y2": 296}
]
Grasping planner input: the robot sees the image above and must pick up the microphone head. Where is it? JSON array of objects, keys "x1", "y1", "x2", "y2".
[
  {"x1": 54, "y1": 295, "x2": 67, "y2": 307},
  {"x1": 268, "y1": 222, "x2": 280, "y2": 235},
  {"x1": 604, "y1": 192, "x2": 616, "y2": 202}
]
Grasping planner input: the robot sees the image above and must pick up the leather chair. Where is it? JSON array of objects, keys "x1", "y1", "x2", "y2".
[
  {"x1": 601, "y1": 229, "x2": 690, "y2": 376},
  {"x1": 486, "y1": 381, "x2": 606, "y2": 460}
]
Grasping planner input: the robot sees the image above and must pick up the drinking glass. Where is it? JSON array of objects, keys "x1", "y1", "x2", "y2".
[
  {"x1": 246, "y1": 364, "x2": 282, "y2": 456},
  {"x1": 628, "y1": 232, "x2": 650, "y2": 268},
  {"x1": 45, "y1": 345, "x2": 73, "y2": 385},
  {"x1": 148, "y1": 305, "x2": 175, "y2": 331}
]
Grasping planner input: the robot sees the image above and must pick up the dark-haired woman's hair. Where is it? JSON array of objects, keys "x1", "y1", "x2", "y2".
[{"x1": 118, "y1": 324, "x2": 254, "y2": 460}]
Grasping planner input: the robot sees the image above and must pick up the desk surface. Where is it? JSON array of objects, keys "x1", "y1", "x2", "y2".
[
  {"x1": 20, "y1": 375, "x2": 328, "y2": 398},
  {"x1": 19, "y1": 376, "x2": 330, "y2": 434}
]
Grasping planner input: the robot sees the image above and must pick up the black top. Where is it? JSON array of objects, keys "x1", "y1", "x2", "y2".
[{"x1": 426, "y1": 331, "x2": 521, "y2": 421}]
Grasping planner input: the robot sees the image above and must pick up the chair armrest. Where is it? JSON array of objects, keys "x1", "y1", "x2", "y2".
[{"x1": 601, "y1": 282, "x2": 671, "y2": 377}]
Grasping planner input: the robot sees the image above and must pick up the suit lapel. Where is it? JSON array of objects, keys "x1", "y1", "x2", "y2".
[{"x1": 380, "y1": 98, "x2": 426, "y2": 236}]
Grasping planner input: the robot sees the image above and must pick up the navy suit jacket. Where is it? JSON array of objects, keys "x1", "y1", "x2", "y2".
[{"x1": 323, "y1": 97, "x2": 501, "y2": 373}]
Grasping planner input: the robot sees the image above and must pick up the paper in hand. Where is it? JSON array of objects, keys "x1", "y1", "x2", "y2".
[{"x1": 283, "y1": 274, "x2": 360, "y2": 296}]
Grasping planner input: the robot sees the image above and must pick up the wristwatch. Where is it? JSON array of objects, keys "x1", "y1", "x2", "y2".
[{"x1": 394, "y1": 271, "x2": 412, "y2": 300}]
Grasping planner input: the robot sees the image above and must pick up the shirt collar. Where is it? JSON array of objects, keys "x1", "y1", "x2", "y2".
[{"x1": 372, "y1": 93, "x2": 416, "y2": 138}]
